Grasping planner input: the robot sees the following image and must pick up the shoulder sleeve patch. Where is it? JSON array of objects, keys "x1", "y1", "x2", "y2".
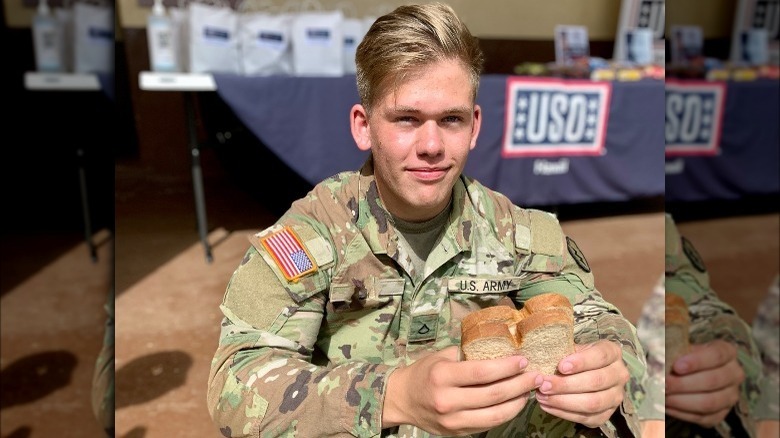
[
  {"x1": 259, "y1": 226, "x2": 317, "y2": 282},
  {"x1": 291, "y1": 224, "x2": 334, "y2": 269},
  {"x1": 248, "y1": 225, "x2": 330, "y2": 303},
  {"x1": 681, "y1": 236, "x2": 707, "y2": 273},
  {"x1": 221, "y1": 246, "x2": 298, "y2": 330},
  {"x1": 566, "y1": 236, "x2": 591, "y2": 273}
]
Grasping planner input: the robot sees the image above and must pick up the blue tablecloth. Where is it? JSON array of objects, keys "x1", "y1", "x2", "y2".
[
  {"x1": 665, "y1": 80, "x2": 779, "y2": 202},
  {"x1": 213, "y1": 74, "x2": 666, "y2": 206}
]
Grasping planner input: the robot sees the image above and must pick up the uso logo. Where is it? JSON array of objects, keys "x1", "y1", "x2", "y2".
[
  {"x1": 502, "y1": 78, "x2": 612, "y2": 157},
  {"x1": 665, "y1": 81, "x2": 726, "y2": 156}
]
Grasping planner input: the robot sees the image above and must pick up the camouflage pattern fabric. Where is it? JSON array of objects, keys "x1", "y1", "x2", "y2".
[
  {"x1": 752, "y1": 274, "x2": 779, "y2": 421},
  {"x1": 92, "y1": 286, "x2": 115, "y2": 436},
  {"x1": 207, "y1": 159, "x2": 645, "y2": 437},
  {"x1": 635, "y1": 274, "x2": 665, "y2": 421},
  {"x1": 664, "y1": 214, "x2": 764, "y2": 437}
]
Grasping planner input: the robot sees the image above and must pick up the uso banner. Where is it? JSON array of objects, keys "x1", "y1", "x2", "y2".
[
  {"x1": 502, "y1": 78, "x2": 612, "y2": 157},
  {"x1": 665, "y1": 80, "x2": 727, "y2": 156},
  {"x1": 666, "y1": 80, "x2": 779, "y2": 201}
]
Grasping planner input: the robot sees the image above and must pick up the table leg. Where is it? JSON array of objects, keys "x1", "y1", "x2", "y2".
[
  {"x1": 77, "y1": 147, "x2": 97, "y2": 263},
  {"x1": 183, "y1": 92, "x2": 213, "y2": 263}
]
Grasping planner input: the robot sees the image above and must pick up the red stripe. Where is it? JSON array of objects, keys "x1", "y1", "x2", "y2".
[
  {"x1": 278, "y1": 232, "x2": 304, "y2": 275},
  {"x1": 267, "y1": 233, "x2": 296, "y2": 277}
]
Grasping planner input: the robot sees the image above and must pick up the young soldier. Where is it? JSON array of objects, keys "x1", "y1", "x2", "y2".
[{"x1": 208, "y1": 4, "x2": 645, "y2": 436}]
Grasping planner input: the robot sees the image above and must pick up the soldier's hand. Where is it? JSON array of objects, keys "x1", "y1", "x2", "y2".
[
  {"x1": 382, "y1": 346, "x2": 540, "y2": 435},
  {"x1": 665, "y1": 340, "x2": 744, "y2": 428},
  {"x1": 534, "y1": 340, "x2": 629, "y2": 428}
]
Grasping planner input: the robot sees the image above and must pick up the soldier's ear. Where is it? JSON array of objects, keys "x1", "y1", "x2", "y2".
[{"x1": 351, "y1": 104, "x2": 372, "y2": 151}]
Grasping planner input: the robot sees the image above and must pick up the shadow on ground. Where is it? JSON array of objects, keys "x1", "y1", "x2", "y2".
[
  {"x1": 0, "y1": 351, "x2": 77, "y2": 410},
  {"x1": 116, "y1": 351, "x2": 193, "y2": 409}
]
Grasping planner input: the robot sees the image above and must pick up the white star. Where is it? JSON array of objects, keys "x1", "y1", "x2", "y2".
[
  {"x1": 517, "y1": 113, "x2": 526, "y2": 124},
  {"x1": 703, "y1": 99, "x2": 714, "y2": 111},
  {"x1": 587, "y1": 114, "x2": 597, "y2": 125},
  {"x1": 588, "y1": 99, "x2": 599, "y2": 111},
  {"x1": 518, "y1": 97, "x2": 528, "y2": 110},
  {"x1": 702, "y1": 115, "x2": 712, "y2": 126},
  {"x1": 514, "y1": 128, "x2": 525, "y2": 140},
  {"x1": 700, "y1": 129, "x2": 710, "y2": 140},
  {"x1": 585, "y1": 129, "x2": 595, "y2": 140}
]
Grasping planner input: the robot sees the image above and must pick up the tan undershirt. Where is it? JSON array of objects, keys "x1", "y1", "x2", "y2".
[{"x1": 390, "y1": 199, "x2": 452, "y2": 284}]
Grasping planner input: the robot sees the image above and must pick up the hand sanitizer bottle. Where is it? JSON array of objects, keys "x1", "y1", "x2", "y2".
[
  {"x1": 147, "y1": 0, "x2": 178, "y2": 72},
  {"x1": 32, "y1": 0, "x2": 64, "y2": 72}
]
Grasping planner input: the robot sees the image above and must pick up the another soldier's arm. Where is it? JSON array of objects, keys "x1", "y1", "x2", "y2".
[
  {"x1": 515, "y1": 230, "x2": 645, "y2": 436},
  {"x1": 207, "y1": 246, "x2": 393, "y2": 437},
  {"x1": 636, "y1": 275, "x2": 666, "y2": 436},
  {"x1": 752, "y1": 275, "x2": 779, "y2": 437}
]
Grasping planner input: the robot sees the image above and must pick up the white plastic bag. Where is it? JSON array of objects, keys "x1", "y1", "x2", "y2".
[
  {"x1": 341, "y1": 17, "x2": 365, "y2": 74},
  {"x1": 55, "y1": 6, "x2": 74, "y2": 72},
  {"x1": 169, "y1": 6, "x2": 190, "y2": 73},
  {"x1": 73, "y1": 1, "x2": 114, "y2": 73},
  {"x1": 291, "y1": 10, "x2": 344, "y2": 76},
  {"x1": 239, "y1": 12, "x2": 294, "y2": 76},
  {"x1": 189, "y1": 1, "x2": 241, "y2": 74}
]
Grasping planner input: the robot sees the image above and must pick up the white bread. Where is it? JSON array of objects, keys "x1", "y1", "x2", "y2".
[
  {"x1": 665, "y1": 292, "x2": 690, "y2": 375},
  {"x1": 460, "y1": 293, "x2": 575, "y2": 374}
]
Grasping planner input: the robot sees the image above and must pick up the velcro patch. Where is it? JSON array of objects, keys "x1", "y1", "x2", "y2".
[{"x1": 261, "y1": 226, "x2": 318, "y2": 282}]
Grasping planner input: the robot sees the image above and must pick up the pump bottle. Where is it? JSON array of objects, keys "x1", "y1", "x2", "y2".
[
  {"x1": 147, "y1": 0, "x2": 179, "y2": 72},
  {"x1": 32, "y1": 0, "x2": 65, "y2": 72}
]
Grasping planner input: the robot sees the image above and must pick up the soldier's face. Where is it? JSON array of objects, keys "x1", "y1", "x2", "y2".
[{"x1": 352, "y1": 59, "x2": 482, "y2": 222}]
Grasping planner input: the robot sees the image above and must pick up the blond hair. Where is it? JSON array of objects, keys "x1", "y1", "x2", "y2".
[{"x1": 355, "y1": 2, "x2": 484, "y2": 113}]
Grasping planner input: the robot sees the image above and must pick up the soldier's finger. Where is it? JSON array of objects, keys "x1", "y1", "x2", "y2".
[
  {"x1": 665, "y1": 360, "x2": 744, "y2": 394},
  {"x1": 442, "y1": 393, "x2": 531, "y2": 435},
  {"x1": 665, "y1": 406, "x2": 732, "y2": 429},
  {"x1": 537, "y1": 402, "x2": 615, "y2": 428},
  {"x1": 665, "y1": 385, "x2": 741, "y2": 415},
  {"x1": 536, "y1": 360, "x2": 628, "y2": 395},
  {"x1": 535, "y1": 385, "x2": 624, "y2": 415},
  {"x1": 447, "y1": 355, "x2": 529, "y2": 387},
  {"x1": 558, "y1": 340, "x2": 621, "y2": 375},
  {"x1": 456, "y1": 371, "x2": 540, "y2": 410},
  {"x1": 673, "y1": 340, "x2": 737, "y2": 375}
]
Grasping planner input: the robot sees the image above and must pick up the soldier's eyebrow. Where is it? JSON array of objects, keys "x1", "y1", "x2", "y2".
[{"x1": 389, "y1": 105, "x2": 471, "y2": 115}]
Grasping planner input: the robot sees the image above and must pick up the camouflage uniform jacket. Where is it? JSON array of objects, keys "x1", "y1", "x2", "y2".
[
  {"x1": 635, "y1": 274, "x2": 665, "y2": 421},
  {"x1": 752, "y1": 274, "x2": 779, "y2": 421},
  {"x1": 664, "y1": 214, "x2": 764, "y2": 437},
  {"x1": 208, "y1": 161, "x2": 646, "y2": 438}
]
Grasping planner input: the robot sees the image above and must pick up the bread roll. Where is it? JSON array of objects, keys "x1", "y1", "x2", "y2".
[
  {"x1": 460, "y1": 293, "x2": 575, "y2": 374},
  {"x1": 665, "y1": 292, "x2": 690, "y2": 375}
]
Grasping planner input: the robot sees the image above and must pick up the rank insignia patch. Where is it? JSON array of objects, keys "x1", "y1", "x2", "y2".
[{"x1": 261, "y1": 226, "x2": 317, "y2": 282}]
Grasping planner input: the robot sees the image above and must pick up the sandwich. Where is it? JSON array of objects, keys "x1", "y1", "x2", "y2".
[
  {"x1": 665, "y1": 292, "x2": 690, "y2": 375},
  {"x1": 460, "y1": 292, "x2": 575, "y2": 375}
]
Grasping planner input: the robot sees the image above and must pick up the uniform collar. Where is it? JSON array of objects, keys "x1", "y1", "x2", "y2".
[{"x1": 354, "y1": 156, "x2": 475, "y2": 257}]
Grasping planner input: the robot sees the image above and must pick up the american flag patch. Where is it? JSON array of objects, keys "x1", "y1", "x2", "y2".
[{"x1": 261, "y1": 227, "x2": 317, "y2": 282}]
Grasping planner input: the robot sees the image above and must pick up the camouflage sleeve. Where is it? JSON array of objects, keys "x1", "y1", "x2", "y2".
[
  {"x1": 634, "y1": 274, "x2": 666, "y2": 421},
  {"x1": 514, "y1": 218, "x2": 645, "y2": 437},
  {"x1": 752, "y1": 274, "x2": 779, "y2": 421},
  {"x1": 665, "y1": 231, "x2": 764, "y2": 437},
  {"x1": 92, "y1": 286, "x2": 115, "y2": 436},
  {"x1": 207, "y1": 244, "x2": 394, "y2": 438}
]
